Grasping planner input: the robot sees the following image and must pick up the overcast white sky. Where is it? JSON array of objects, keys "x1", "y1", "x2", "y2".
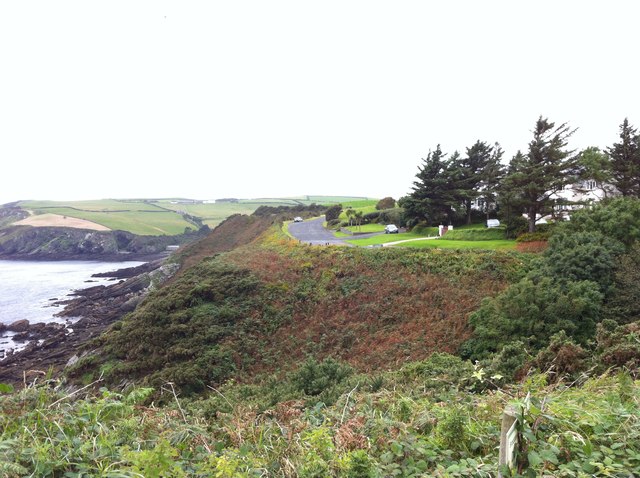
[{"x1": 1, "y1": 1, "x2": 638, "y2": 204}]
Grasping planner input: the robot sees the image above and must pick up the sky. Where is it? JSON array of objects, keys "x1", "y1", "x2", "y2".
[{"x1": 1, "y1": 1, "x2": 639, "y2": 205}]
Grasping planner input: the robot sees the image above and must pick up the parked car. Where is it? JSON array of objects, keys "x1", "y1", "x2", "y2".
[
  {"x1": 486, "y1": 219, "x2": 500, "y2": 228},
  {"x1": 384, "y1": 224, "x2": 399, "y2": 234},
  {"x1": 293, "y1": 217, "x2": 303, "y2": 223}
]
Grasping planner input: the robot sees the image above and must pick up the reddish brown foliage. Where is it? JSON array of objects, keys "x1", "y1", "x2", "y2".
[
  {"x1": 225, "y1": 243, "x2": 509, "y2": 378},
  {"x1": 335, "y1": 416, "x2": 369, "y2": 451},
  {"x1": 515, "y1": 241, "x2": 548, "y2": 253}
]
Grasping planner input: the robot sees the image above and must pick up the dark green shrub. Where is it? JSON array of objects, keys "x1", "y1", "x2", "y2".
[
  {"x1": 292, "y1": 357, "x2": 353, "y2": 397},
  {"x1": 595, "y1": 319, "x2": 640, "y2": 372},
  {"x1": 531, "y1": 331, "x2": 588, "y2": 381},
  {"x1": 560, "y1": 197, "x2": 640, "y2": 248},
  {"x1": 515, "y1": 231, "x2": 550, "y2": 242},
  {"x1": 376, "y1": 197, "x2": 396, "y2": 210},
  {"x1": 482, "y1": 340, "x2": 531, "y2": 383},
  {"x1": 605, "y1": 242, "x2": 640, "y2": 324},
  {"x1": 504, "y1": 215, "x2": 528, "y2": 239},
  {"x1": 401, "y1": 353, "x2": 474, "y2": 390},
  {"x1": 465, "y1": 277, "x2": 603, "y2": 358},
  {"x1": 538, "y1": 230, "x2": 624, "y2": 293},
  {"x1": 325, "y1": 204, "x2": 343, "y2": 222}
]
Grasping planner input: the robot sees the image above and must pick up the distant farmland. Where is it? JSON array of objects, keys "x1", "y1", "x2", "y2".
[{"x1": 15, "y1": 196, "x2": 376, "y2": 235}]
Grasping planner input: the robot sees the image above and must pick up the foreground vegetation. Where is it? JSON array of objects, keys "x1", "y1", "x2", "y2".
[
  {"x1": 3, "y1": 198, "x2": 640, "y2": 476},
  {"x1": 2, "y1": 364, "x2": 638, "y2": 477}
]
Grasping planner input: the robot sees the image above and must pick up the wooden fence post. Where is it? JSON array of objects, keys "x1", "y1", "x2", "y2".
[
  {"x1": 498, "y1": 393, "x2": 530, "y2": 477},
  {"x1": 498, "y1": 405, "x2": 518, "y2": 477}
]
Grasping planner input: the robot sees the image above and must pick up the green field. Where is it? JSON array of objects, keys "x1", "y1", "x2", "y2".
[
  {"x1": 20, "y1": 199, "x2": 164, "y2": 212},
  {"x1": 340, "y1": 223, "x2": 386, "y2": 234},
  {"x1": 14, "y1": 196, "x2": 380, "y2": 236},
  {"x1": 159, "y1": 201, "x2": 266, "y2": 227},
  {"x1": 345, "y1": 231, "x2": 432, "y2": 246},
  {"x1": 396, "y1": 238, "x2": 516, "y2": 250}
]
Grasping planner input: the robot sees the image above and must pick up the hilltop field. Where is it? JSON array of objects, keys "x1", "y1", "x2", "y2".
[{"x1": 6, "y1": 196, "x2": 375, "y2": 235}]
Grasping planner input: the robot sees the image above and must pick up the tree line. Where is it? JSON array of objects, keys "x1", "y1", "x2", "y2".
[{"x1": 401, "y1": 116, "x2": 640, "y2": 232}]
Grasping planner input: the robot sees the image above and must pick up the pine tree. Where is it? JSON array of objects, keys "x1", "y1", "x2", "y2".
[
  {"x1": 481, "y1": 143, "x2": 505, "y2": 221},
  {"x1": 402, "y1": 145, "x2": 457, "y2": 226},
  {"x1": 607, "y1": 118, "x2": 640, "y2": 197},
  {"x1": 576, "y1": 146, "x2": 614, "y2": 199},
  {"x1": 505, "y1": 117, "x2": 576, "y2": 232},
  {"x1": 451, "y1": 141, "x2": 494, "y2": 224}
]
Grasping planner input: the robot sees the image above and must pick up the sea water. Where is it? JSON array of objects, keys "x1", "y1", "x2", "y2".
[{"x1": 0, "y1": 260, "x2": 143, "y2": 353}]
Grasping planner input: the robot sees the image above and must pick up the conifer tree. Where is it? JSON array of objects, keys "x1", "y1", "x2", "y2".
[
  {"x1": 481, "y1": 143, "x2": 505, "y2": 221},
  {"x1": 504, "y1": 117, "x2": 576, "y2": 232},
  {"x1": 607, "y1": 118, "x2": 640, "y2": 197},
  {"x1": 451, "y1": 141, "x2": 494, "y2": 224},
  {"x1": 402, "y1": 145, "x2": 457, "y2": 225}
]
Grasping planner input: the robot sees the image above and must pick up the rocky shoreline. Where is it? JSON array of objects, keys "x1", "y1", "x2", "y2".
[{"x1": 0, "y1": 258, "x2": 179, "y2": 387}]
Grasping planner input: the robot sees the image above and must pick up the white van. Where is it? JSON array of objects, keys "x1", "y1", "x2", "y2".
[{"x1": 486, "y1": 219, "x2": 500, "y2": 228}]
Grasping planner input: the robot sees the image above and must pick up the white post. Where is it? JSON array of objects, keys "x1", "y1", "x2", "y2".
[
  {"x1": 498, "y1": 405, "x2": 518, "y2": 477},
  {"x1": 438, "y1": 225, "x2": 444, "y2": 236}
]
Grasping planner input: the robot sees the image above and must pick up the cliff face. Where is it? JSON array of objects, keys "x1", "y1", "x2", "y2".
[{"x1": 0, "y1": 225, "x2": 207, "y2": 260}]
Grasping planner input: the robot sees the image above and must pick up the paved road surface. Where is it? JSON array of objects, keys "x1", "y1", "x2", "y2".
[
  {"x1": 288, "y1": 217, "x2": 347, "y2": 245},
  {"x1": 289, "y1": 216, "x2": 393, "y2": 246}
]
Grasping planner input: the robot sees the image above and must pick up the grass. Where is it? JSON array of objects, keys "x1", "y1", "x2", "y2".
[
  {"x1": 14, "y1": 196, "x2": 381, "y2": 235},
  {"x1": 441, "y1": 227, "x2": 506, "y2": 241},
  {"x1": 396, "y1": 238, "x2": 516, "y2": 250},
  {"x1": 25, "y1": 207, "x2": 193, "y2": 235},
  {"x1": 345, "y1": 231, "x2": 431, "y2": 246},
  {"x1": 20, "y1": 199, "x2": 165, "y2": 211},
  {"x1": 159, "y1": 201, "x2": 265, "y2": 228},
  {"x1": 341, "y1": 223, "x2": 386, "y2": 234}
]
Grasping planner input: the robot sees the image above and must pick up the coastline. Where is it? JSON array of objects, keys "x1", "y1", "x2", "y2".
[{"x1": 0, "y1": 256, "x2": 177, "y2": 387}]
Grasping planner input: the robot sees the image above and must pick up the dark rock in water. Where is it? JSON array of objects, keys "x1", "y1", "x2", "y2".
[
  {"x1": 0, "y1": 323, "x2": 6, "y2": 333},
  {"x1": 8, "y1": 319, "x2": 30, "y2": 332},
  {"x1": 49, "y1": 298, "x2": 58, "y2": 301},
  {"x1": 0, "y1": 258, "x2": 180, "y2": 387},
  {"x1": 12, "y1": 331, "x2": 30, "y2": 342}
]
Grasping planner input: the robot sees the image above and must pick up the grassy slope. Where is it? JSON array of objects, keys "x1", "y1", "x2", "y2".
[
  {"x1": 397, "y1": 239, "x2": 516, "y2": 250},
  {"x1": 74, "y1": 218, "x2": 530, "y2": 393}
]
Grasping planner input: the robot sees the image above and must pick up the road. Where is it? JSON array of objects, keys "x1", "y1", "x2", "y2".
[
  {"x1": 288, "y1": 217, "x2": 348, "y2": 245},
  {"x1": 288, "y1": 216, "x2": 397, "y2": 246}
]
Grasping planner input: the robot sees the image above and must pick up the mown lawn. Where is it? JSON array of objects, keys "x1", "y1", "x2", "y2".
[
  {"x1": 345, "y1": 231, "x2": 432, "y2": 246},
  {"x1": 341, "y1": 223, "x2": 386, "y2": 234},
  {"x1": 396, "y1": 238, "x2": 516, "y2": 250}
]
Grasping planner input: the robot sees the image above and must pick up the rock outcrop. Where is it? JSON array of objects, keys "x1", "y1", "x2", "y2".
[
  {"x1": 0, "y1": 259, "x2": 179, "y2": 386},
  {"x1": 0, "y1": 225, "x2": 208, "y2": 260}
]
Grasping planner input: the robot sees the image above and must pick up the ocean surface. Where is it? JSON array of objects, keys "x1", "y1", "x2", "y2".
[{"x1": 0, "y1": 260, "x2": 143, "y2": 352}]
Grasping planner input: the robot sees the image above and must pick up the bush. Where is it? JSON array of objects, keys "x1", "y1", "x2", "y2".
[
  {"x1": 465, "y1": 277, "x2": 603, "y2": 358},
  {"x1": 292, "y1": 357, "x2": 353, "y2": 397},
  {"x1": 561, "y1": 197, "x2": 640, "y2": 248},
  {"x1": 595, "y1": 319, "x2": 640, "y2": 372},
  {"x1": 538, "y1": 230, "x2": 624, "y2": 293},
  {"x1": 530, "y1": 331, "x2": 589, "y2": 381},
  {"x1": 375, "y1": 197, "x2": 396, "y2": 210},
  {"x1": 515, "y1": 231, "x2": 550, "y2": 242},
  {"x1": 605, "y1": 242, "x2": 640, "y2": 324},
  {"x1": 325, "y1": 204, "x2": 343, "y2": 222},
  {"x1": 378, "y1": 208, "x2": 405, "y2": 226},
  {"x1": 443, "y1": 228, "x2": 505, "y2": 241},
  {"x1": 504, "y1": 215, "x2": 528, "y2": 239}
]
